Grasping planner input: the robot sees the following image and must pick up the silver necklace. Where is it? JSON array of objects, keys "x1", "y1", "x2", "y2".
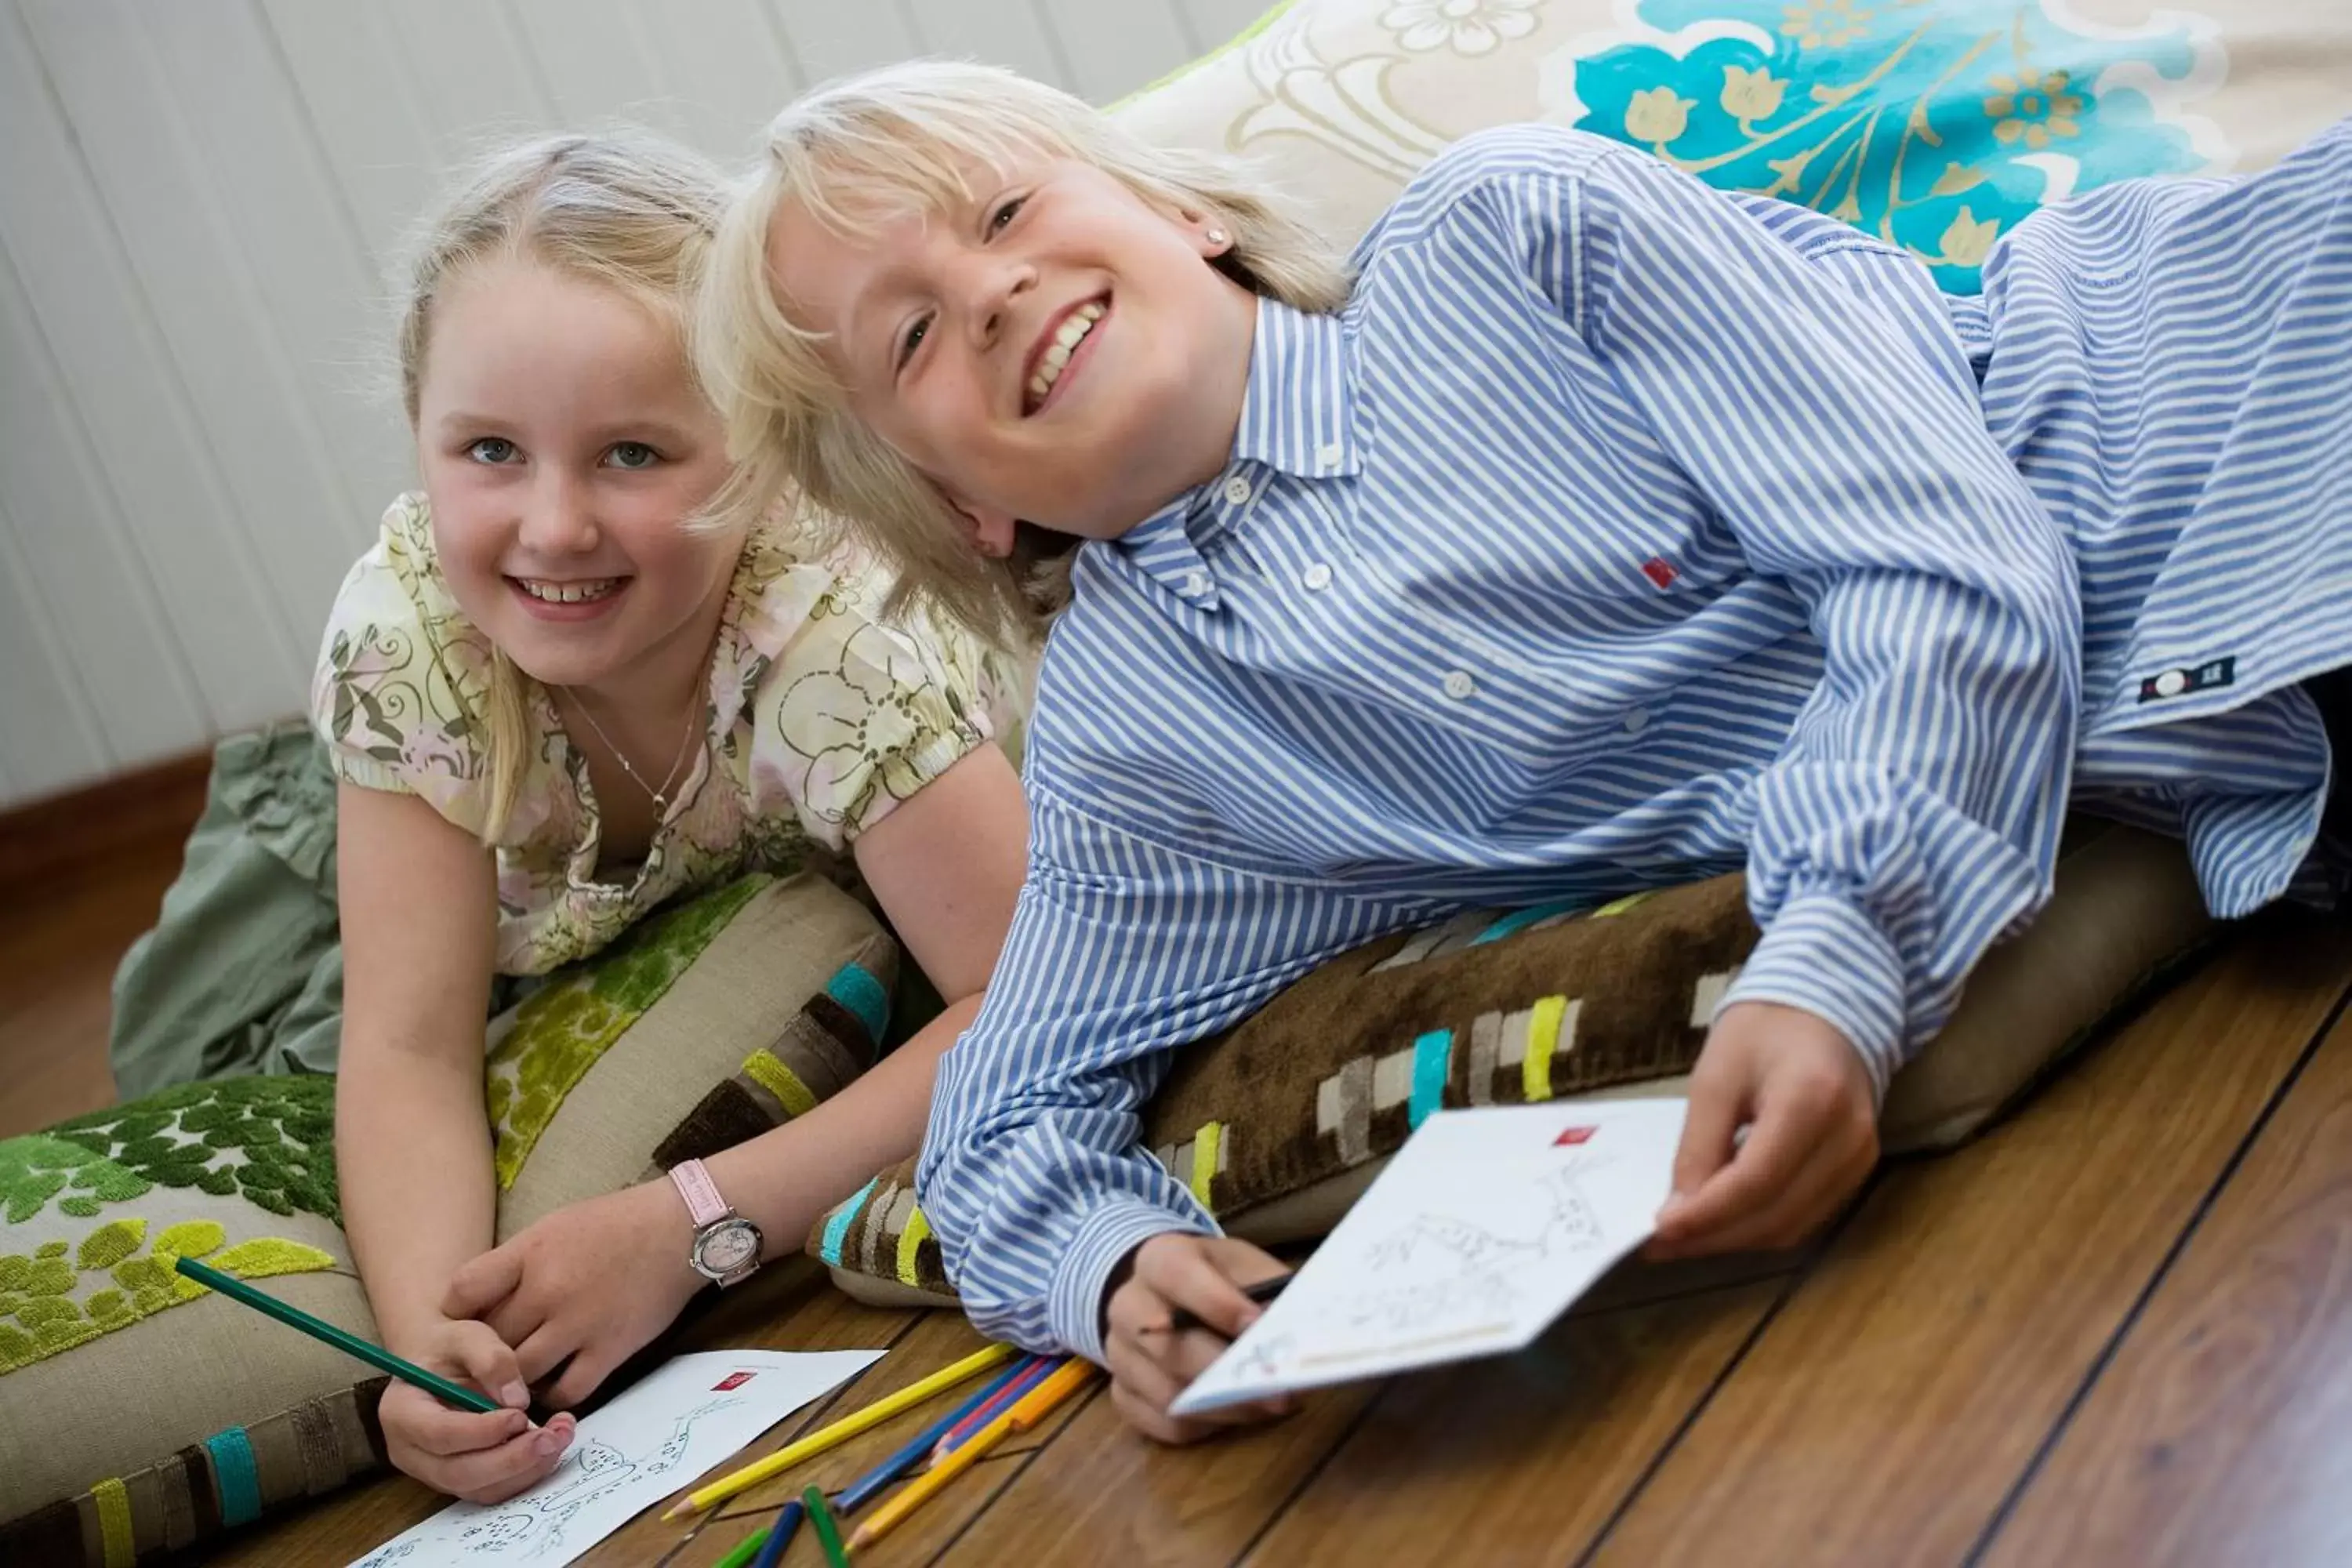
[{"x1": 564, "y1": 693, "x2": 702, "y2": 815}]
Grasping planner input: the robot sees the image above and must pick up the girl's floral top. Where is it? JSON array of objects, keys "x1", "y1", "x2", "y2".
[{"x1": 310, "y1": 492, "x2": 1021, "y2": 975}]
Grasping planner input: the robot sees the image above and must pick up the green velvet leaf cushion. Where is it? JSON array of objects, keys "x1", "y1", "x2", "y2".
[
  {"x1": 811, "y1": 822, "x2": 2213, "y2": 1307},
  {"x1": 1, "y1": 870, "x2": 898, "y2": 1566},
  {"x1": 0, "y1": 1075, "x2": 372, "y2": 1565}
]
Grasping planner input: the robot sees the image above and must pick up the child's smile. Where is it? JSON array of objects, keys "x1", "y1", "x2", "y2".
[
  {"x1": 1024, "y1": 298, "x2": 1108, "y2": 415},
  {"x1": 510, "y1": 573, "x2": 630, "y2": 620},
  {"x1": 764, "y1": 156, "x2": 1258, "y2": 554}
]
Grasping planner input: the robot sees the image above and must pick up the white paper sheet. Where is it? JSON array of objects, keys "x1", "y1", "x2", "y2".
[
  {"x1": 348, "y1": 1348, "x2": 882, "y2": 1568},
  {"x1": 1171, "y1": 1100, "x2": 1686, "y2": 1415}
]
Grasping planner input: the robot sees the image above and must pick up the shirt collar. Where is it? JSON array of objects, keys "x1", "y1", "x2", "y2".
[
  {"x1": 1232, "y1": 296, "x2": 1361, "y2": 481},
  {"x1": 1109, "y1": 298, "x2": 1362, "y2": 608}
]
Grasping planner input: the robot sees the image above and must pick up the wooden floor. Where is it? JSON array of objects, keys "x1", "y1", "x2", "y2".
[{"x1": 12, "y1": 818, "x2": 2352, "y2": 1565}]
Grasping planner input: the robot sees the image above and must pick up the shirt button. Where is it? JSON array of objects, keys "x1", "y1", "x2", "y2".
[
  {"x1": 1443, "y1": 670, "x2": 1475, "y2": 701},
  {"x1": 1622, "y1": 709, "x2": 1650, "y2": 734},
  {"x1": 1181, "y1": 569, "x2": 1210, "y2": 597},
  {"x1": 1222, "y1": 476, "x2": 1254, "y2": 506},
  {"x1": 1316, "y1": 441, "x2": 1344, "y2": 468},
  {"x1": 1301, "y1": 562, "x2": 1334, "y2": 591}
]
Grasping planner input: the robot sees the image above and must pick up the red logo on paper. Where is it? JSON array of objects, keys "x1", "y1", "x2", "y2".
[
  {"x1": 1640, "y1": 558, "x2": 1679, "y2": 590},
  {"x1": 711, "y1": 1371, "x2": 757, "y2": 1392},
  {"x1": 1555, "y1": 1125, "x2": 1598, "y2": 1147}
]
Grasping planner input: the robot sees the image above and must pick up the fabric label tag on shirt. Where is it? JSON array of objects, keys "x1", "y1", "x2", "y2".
[{"x1": 2138, "y1": 656, "x2": 2235, "y2": 703}]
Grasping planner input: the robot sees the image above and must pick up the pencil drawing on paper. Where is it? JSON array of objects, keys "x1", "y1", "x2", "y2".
[
  {"x1": 351, "y1": 1397, "x2": 737, "y2": 1565},
  {"x1": 1171, "y1": 1101, "x2": 1687, "y2": 1419},
  {"x1": 1333, "y1": 1160, "x2": 1610, "y2": 1338}
]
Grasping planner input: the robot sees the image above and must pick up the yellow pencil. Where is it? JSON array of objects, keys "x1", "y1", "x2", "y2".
[
  {"x1": 662, "y1": 1343, "x2": 1018, "y2": 1519},
  {"x1": 847, "y1": 1358, "x2": 1099, "y2": 1552}
]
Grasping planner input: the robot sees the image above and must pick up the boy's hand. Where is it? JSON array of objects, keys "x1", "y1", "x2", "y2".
[
  {"x1": 1102, "y1": 1233, "x2": 1298, "y2": 1444},
  {"x1": 1649, "y1": 1000, "x2": 1878, "y2": 1258},
  {"x1": 443, "y1": 1180, "x2": 705, "y2": 1410},
  {"x1": 379, "y1": 1316, "x2": 576, "y2": 1502}
]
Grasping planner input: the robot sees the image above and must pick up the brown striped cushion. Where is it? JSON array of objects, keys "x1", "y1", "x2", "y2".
[{"x1": 811, "y1": 822, "x2": 2216, "y2": 1306}]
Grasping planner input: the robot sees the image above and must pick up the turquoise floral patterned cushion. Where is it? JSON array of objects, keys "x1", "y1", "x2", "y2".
[
  {"x1": 1559, "y1": 0, "x2": 2215, "y2": 290},
  {"x1": 1114, "y1": 0, "x2": 2351, "y2": 296}
]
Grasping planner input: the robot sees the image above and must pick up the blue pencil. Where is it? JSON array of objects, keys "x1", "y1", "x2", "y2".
[
  {"x1": 748, "y1": 1498, "x2": 804, "y2": 1568},
  {"x1": 934, "y1": 1354, "x2": 1059, "y2": 1461},
  {"x1": 832, "y1": 1356, "x2": 1039, "y2": 1517}
]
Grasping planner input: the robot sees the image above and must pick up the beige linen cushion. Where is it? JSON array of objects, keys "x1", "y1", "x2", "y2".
[{"x1": 1, "y1": 871, "x2": 895, "y2": 1566}]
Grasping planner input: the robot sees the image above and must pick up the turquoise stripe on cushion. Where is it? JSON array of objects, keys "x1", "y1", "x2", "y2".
[
  {"x1": 205, "y1": 1428, "x2": 262, "y2": 1526},
  {"x1": 820, "y1": 1178, "x2": 877, "y2": 1266},
  {"x1": 1409, "y1": 1029, "x2": 1452, "y2": 1127},
  {"x1": 826, "y1": 964, "x2": 890, "y2": 1042},
  {"x1": 1471, "y1": 898, "x2": 1582, "y2": 946}
]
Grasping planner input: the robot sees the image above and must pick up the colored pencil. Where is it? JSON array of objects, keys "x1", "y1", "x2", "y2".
[
  {"x1": 172, "y1": 1256, "x2": 502, "y2": 1415},
  {"x1": 834, "y1": 1359, "x2": 1036, "y2": 1517},
  {"x1": 748, "y1": 1498, "x2": 804, "y2": 1568},
  {"x1": 847, "y1": 1359, "x2": 1099, "y2": 1553},
  {"x1": 1154, "y1": 1272, "x2": 1292, "y2": 1337},
  {"x1": 804, "y1": 1486, "x2": 851, "y2": 1568},
  {"x1": 662, "y1": 1343, "x2": 1018, "y2": 1519},
  {"x1": 931, "y1": 1355, "x2": 1057, "y2": 1461},
  {"x1": 712, "y1": 1508, "x2": 782, "y2": 1568}
]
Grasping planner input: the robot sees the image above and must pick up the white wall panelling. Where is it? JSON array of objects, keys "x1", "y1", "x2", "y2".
[{"x1": 0, "y1": 0, "x2": 1261, "y2": 808}]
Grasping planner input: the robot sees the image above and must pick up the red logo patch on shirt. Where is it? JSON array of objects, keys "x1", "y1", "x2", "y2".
[
  {"x1": 1554, "y1": 1125, "x2": 1599, "y2": 1147},
  {"x1": 711, "y1": 1371, "x2": 757, "y2": 1392},
  {"x1": 1640, "y1": 557, "x2": 1679, "y2": 590}
]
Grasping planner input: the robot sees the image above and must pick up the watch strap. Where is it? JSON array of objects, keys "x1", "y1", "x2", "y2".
[{"x1": 669, "y1": 1159, "x2": 729, "y2": 1228}]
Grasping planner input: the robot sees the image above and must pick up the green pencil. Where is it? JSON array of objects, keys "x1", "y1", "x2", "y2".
[
  {"x1": 804, "y1": 1485, "x2": 851, "y2": 1567},
  {"x1": 173, "y1": 1256, "x2": 503, "y2": 1415}
]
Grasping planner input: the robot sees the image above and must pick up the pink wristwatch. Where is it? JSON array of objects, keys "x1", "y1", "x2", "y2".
[{"x1": 668, "y1": 1159, "x2": 764, "y2": 1287}]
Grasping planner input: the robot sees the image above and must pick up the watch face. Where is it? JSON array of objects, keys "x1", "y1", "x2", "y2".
[{"x1": 695, "y1": 1218, "x2": 762, "y2": 1276}]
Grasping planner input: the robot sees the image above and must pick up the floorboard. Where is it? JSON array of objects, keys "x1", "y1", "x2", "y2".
[
  {"x1": 0, "y1": 837, "x2": 177, "y2": 1136},
  {"x1": 1980, "y1": 996, "x2": 2352, "y2": 1566},
  {"x1": 1584, "y1": 917, "x2": 2352, "y2": 1567},
  {"x1": 1237, "y1": 1279, "x2": 1792, "y2": 1568}
]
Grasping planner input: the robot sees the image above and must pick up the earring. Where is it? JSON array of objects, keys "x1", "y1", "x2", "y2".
[{"x1": 1206, "y1": 227, "x2": 1229, "y2": 249}]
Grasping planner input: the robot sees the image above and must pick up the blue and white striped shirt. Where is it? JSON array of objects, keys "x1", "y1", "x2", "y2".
[{"x1": 923, "y1": 120, "x2": 2352, "y2": 1359}]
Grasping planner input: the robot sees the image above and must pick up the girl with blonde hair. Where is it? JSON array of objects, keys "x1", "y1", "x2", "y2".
[
  {"x1": 702, "y1": 59, "x2": 2352, "y2": 1443},
  {"x1": 111, "y1": 127, "x2": 1028, "y2": 1501}
]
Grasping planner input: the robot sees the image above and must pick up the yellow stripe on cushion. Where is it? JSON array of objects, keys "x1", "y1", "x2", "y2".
[
  {"x1": 1592, "y1": 891, "x2": 1655, "y2": 917},
  {"x1": 895, "y1": 1208, "x2": 932, "y2": 1286},
  {"x1": 92, "y1": 1476, "x2": 136, "y2": 1568},
  {"x1": 742, "y1": 1047, "x2": 818, "y2": 1118},
  {"x1": 1189, "y1": 1122, "x2": 1223, "y2": 1211},
  {"x1": 1523, "y1": 996, "x2": 1568, "y2": 1102}
]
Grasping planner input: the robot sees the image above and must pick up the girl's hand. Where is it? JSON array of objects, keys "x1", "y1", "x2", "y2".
[
  {"x1": 1648, "y1": 1000, "x2": 1878, "y2": 1258},
  {"x1": 1101, "y1": 1233, "x2": 1298, "y2": 1444},
  {"x1": 380, "y1": 1316, "x2": 576, "y2": 1502},
  {"x1": 442, "y1": 1180, "x2": 705, "y2": 1410}
]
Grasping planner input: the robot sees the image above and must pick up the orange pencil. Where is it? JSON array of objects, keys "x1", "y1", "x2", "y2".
[{"x1": 847, "y1": 1358, "x2": 1099, "y2": 1552}]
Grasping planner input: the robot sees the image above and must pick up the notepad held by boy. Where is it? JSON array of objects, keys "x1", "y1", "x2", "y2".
[{"x1": 1172, "y1": 1099, "x2": 1686, "y2": 1416}]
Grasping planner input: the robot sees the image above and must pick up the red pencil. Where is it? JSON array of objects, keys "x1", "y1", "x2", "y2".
[{"x1": 931, "y1": 1354, "x2": 1057, "y2": 1461}]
